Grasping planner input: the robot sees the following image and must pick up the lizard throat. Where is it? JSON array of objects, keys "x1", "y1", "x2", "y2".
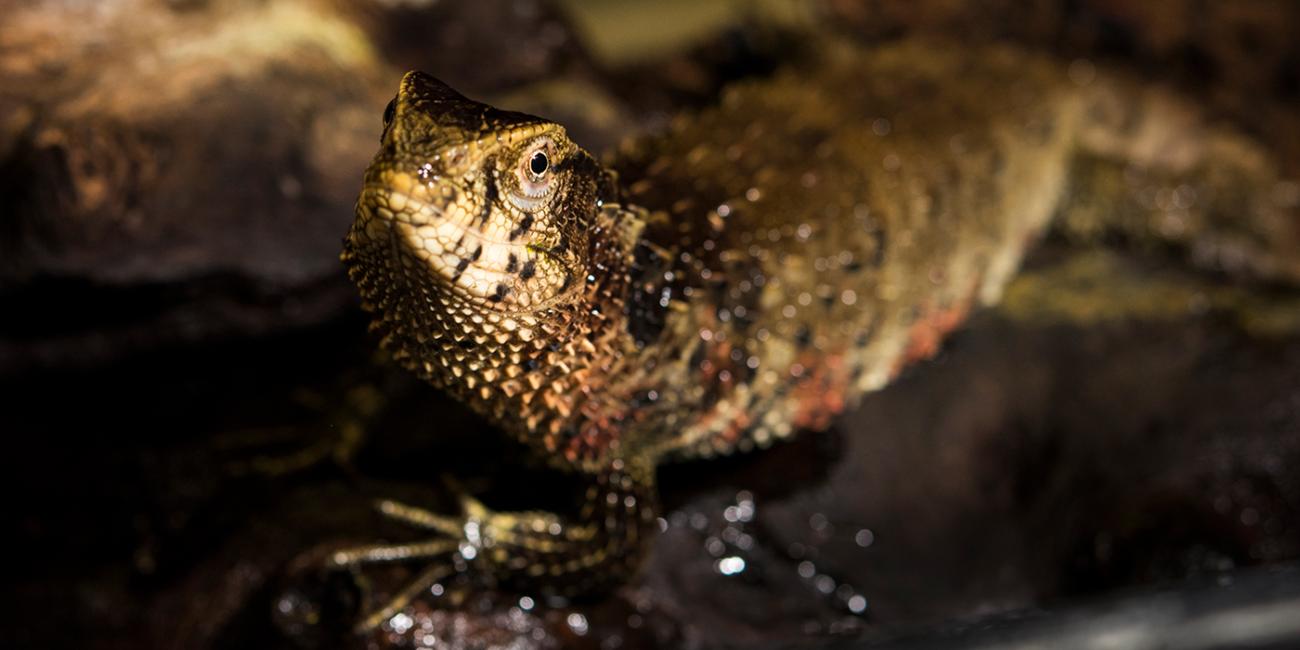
[{"x1": 357, "y1": 172, "x2": 578, "y2": 313}]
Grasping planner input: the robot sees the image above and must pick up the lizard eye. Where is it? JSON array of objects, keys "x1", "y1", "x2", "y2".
[
  {"x1": 513, "y1": 139, "x2": 555, "y2": 207},
  {"x1": 382, "y1": 98, "x2": 396, "y2": 128}
]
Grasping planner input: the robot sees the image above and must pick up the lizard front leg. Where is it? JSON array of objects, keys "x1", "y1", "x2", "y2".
[{"x1": 329, "y1": 458, "x2": 660, "y2": 632}]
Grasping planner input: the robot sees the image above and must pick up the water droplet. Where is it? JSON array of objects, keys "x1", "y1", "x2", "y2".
[
  {"x1": 566, "y1": 612, "x2": 589, "y2": 636},
  {"x1": 705, "y1": 537, "x2": 726, "y2": 557},
  {"x1": 854, "y1": 528, "x2": 875, "y2": 548},
  {"x1": 735, "y1": 496, "x2": 755, "y2": 522},
  {"x1": 797, "y1": 560, "x2": 816, "y2": 579},
  {"x1": 717, "y1": 556, "x2": 747, "y2": 576},
  {"x1": 388, "y1": 612, "x2": 414, "y2": 634},
  {"x1": 848, "y1": 595, "x2": 868, "y2": 614},
  {"x1": 689, "y1": 512, "x2": 709, "y2": 531},
  {"x1": 519, "y1": 596, "x2": 535, "y2": 611},
  {"x1": 809, "y1": 513, "x2": 829, "y2": 532}
]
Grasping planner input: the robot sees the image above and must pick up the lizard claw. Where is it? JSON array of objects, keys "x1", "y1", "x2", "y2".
[{"x1": 324, "y1": 502, "x2": 465, "y2": 633}]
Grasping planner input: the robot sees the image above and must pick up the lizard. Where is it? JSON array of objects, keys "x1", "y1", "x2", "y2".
[{"x1": 336, "y1": 38, "x2": 1300, "y2": 631}]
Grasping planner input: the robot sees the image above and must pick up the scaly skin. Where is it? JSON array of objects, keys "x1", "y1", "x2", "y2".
[{"x1": 339, "y1": 39, "x2": 1299, "y2": 628}]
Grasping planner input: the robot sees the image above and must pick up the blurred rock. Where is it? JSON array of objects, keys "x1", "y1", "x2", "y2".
[
  {"x1": 0, "y1": 0, "x2": 624, "y2": 373},
  {"x1": 325, "y1": 0, "x2": 595, "y2": 96},
  {"x1": 813, "y1": 0, "x2": 1300, "y2": 173}
]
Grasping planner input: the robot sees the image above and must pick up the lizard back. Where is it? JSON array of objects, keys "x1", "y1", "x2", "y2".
[{"x1": 608, "y1": 41, "x2": 1081, "y2": 459}]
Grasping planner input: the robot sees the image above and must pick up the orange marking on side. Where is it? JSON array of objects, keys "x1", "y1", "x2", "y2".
[
  {"x1": 791, "y1": 353, "x2": 849, "y2": 431},
  {"x1": 891, "y1": 277, "x2": 981, "y2": 379}
]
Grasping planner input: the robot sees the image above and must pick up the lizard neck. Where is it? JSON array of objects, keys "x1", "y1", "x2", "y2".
[{"x1": 367, "y1": 170, "x2": 652, "y2": 472}]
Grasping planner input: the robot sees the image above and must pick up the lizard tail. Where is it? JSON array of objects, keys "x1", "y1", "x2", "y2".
[{"x1": 1056, "y1": 71, "x2": 1300, "y2": 285}]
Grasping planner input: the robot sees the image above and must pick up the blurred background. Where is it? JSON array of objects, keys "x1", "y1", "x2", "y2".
[{"x1": 2, "y1": 1, "x2": 1299, "y2": 648}]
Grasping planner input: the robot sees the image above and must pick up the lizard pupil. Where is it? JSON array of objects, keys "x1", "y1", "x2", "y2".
[{"x1": 529, "y1": 151, "x2": 549, "y2": 177}]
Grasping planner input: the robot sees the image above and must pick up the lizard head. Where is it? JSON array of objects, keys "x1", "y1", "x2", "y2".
[{"x1": 345, "y1": 72, "x2": 600, "y2": 318}]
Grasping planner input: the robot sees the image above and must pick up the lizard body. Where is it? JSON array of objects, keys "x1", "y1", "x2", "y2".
[{"x1": 340, "y1": 39, "x2": 1298, "y2": 623}]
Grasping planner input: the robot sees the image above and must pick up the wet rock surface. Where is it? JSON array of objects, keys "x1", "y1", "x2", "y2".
[
  {"x1": 3, "y1": 1, "x2": 1300, "y2": 648},
  {"x1": 6, "y1": 247, "x2": 1299, "y2": 649}
]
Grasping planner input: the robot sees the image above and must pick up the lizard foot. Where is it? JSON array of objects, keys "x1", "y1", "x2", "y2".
[
  {"x1": 327, "y1": 491, "x2": 499, "y2": 629},
  {"x1": 220, "y1": 384, "x2": 381, "y2": 478},
  {"x1": 326, "y1": 462, "x2": 660, "y2": 633}
]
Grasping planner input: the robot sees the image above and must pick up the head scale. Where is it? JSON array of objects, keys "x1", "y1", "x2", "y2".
[{"x1": 346, "y1": 72, "x2": 598, "y2": 316}]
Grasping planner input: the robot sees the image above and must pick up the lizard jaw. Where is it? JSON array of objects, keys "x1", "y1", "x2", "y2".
[{"x1": 354, "y1": 170, "x2": 577, "y2": 314}]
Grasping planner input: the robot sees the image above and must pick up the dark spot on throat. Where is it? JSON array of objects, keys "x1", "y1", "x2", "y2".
[
  {"x1": 451, "y1": 257, "x2": 470, "y2": 283},
  {"x1": 480, "y1": 159, "x2": 498, "y2": 227},
  {"x1": 509, "y1": 213, "x2": 535, "y2": 241}
]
